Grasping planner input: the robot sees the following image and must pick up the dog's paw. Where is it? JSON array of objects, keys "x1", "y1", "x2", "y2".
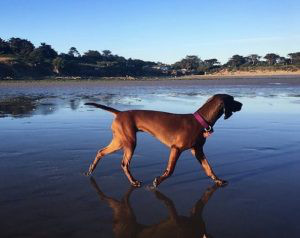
[
  {"x1": 84, "y1": 171, "x2": 92, "y2": 176},
  {"x1": 152, "y1": 177, "x2": 159, "y2": 188},
  {"x1": 131, "y1": 180, "x2": 142, "y2": 187},
  {"x1": 214, "y1": 179, "x2": 228, "y2": 187}
]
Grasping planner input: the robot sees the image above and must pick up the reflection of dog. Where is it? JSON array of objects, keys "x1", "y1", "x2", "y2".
[
  {"x1": 85, "y1": 94, "x2": 242, "y2": 187},
  {"x1": 90, "y1": 177, "x2": 218, "y2": 238}
]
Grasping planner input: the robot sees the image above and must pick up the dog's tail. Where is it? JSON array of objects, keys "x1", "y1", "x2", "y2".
[{"x1": 85, "y1": 102, "x2": 120, "y2": 115}]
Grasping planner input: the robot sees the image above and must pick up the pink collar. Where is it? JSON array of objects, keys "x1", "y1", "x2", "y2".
[{"x1": 193, "y1": 112, "x2": 212, "y2": 132}]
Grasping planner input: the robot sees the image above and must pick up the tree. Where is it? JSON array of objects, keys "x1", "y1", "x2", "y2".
[
  {"x1": 8, "y1": 37, "x2": 34, "y2": 57},
  {"x1": 185, "y1": 55, "x2": 202, "y2": 70},
  {"x1": 227, "y1": 55, "x2": 246, "y2": 67},
  {"x1": 102, "y1": 50, "x2": 112, "y2": 57},
  {"x1": 288, "y1": 52, "x2": 300, "y2": 64},
  {"x1": 277, "y1": 57, "x2": 290, "y2": 65},
  {"x1": 0, "y1": 38, "x2": 12, "y2": 54},
  {"x1": 173, "y1": 55, "x2": 202, "y2": 70},
  {"x1": 203, "y1": 58, "x2": 220, "y2": 67},
  {"x1": 68, "y1": 47, "x2": 80, "y2": 57},
  {"x1": 246, "y1": 54, "x2": 261, "y2": 65},
  {"x1": 82, "y1": 50, "x2": 102, "y2": 61},
  {"x1": 29, "y1": 43, "x2": 57, "y2": 64},
  {"x1": 264, "y1": 53, "x2": 280, "y2": 65}
]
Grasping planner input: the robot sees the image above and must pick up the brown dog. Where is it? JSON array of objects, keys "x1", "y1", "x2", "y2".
[{"x1": 85, "y1": 94, "x2": 242, "y2": 187}]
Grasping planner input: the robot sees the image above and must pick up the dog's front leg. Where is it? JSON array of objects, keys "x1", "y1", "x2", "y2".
[
  {"x1": 153, "y1": 146, "x2": 181, "y2": 188},
  {"x1": 191, "y1": 147, "x2": 227, "y2": 186}
]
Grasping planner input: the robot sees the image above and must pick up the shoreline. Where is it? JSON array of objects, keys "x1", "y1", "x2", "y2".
[
  {"x1": 1, "y1": 70, "x2": 300, "y2": 82},
  {"x1": 1, "y1": 75, "x2": 300, "y2": 90},
  {"x1": 176, "y1": 69, "x2": 300, "y2": 80}
]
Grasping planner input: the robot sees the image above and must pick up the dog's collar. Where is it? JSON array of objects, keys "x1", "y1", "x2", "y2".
[{"x1": 193, "y1": 112, "x2": 213, "y2": 132}]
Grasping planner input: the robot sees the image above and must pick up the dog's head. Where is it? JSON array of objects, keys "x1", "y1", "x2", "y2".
[
  {"x1": 206, "y1": 94, "x2": 242, "y2": 120},
  {"x1": 217, "y1": 94, "x2": 242, "y2": 119}
]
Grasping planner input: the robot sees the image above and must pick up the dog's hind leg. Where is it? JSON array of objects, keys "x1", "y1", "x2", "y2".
[
  {"x1": 85, "y1": 138, "x2": 122, "y2": 176},
  {"x1": 121, "y1": 141, "x2": 141, "y2": 187}
]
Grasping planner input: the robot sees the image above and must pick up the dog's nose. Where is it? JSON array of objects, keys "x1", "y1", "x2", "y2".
[{"x1": 233, "y1": 101, "x2": 242, "y2": 111}]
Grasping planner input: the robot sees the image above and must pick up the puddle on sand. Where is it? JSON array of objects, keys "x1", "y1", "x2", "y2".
[{"x1": 0, "y1": 78, "x2": 300, "y2": 237}]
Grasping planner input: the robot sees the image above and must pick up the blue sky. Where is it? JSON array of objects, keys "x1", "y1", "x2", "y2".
[{"x1": 1, "y1": 0, "x2": 300, "y2": 63}]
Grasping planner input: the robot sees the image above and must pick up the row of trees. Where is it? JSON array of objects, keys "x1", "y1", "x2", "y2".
[
  {"x1": 225, "y1": 53, "x2": 299, "y2": 67},
  {"x1": 172, "y1": 56, "x2": 220, "y2": 74},
  {"x1": 1, "y1": 37, "x2": 300, "y2": 78},
  {"x1": 172, "y1": 52, "x2": 300, "y2": 75},
  {"x1": 0, "y1": 38, "x2": 57, "y2": 63},
  {"x1": 0, "y1": 37, "x2": 159, "y2": 78}
]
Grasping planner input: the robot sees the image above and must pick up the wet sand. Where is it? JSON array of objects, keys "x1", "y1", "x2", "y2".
[{"x1": 0, "y1": 78, "x2": 300, "y2": 237}]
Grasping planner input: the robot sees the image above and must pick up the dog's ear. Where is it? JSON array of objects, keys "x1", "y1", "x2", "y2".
[
  {"x1": 222, "y1": 96, "x2": 233, "y2": 120},
  {"x1": 223, "y1": 106, "x2": 233, "y2": 120}
]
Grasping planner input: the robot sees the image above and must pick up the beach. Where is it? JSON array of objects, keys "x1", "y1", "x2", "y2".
[{"x1": 1, "y1": 77, "x2": 300, "y2": 237}]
